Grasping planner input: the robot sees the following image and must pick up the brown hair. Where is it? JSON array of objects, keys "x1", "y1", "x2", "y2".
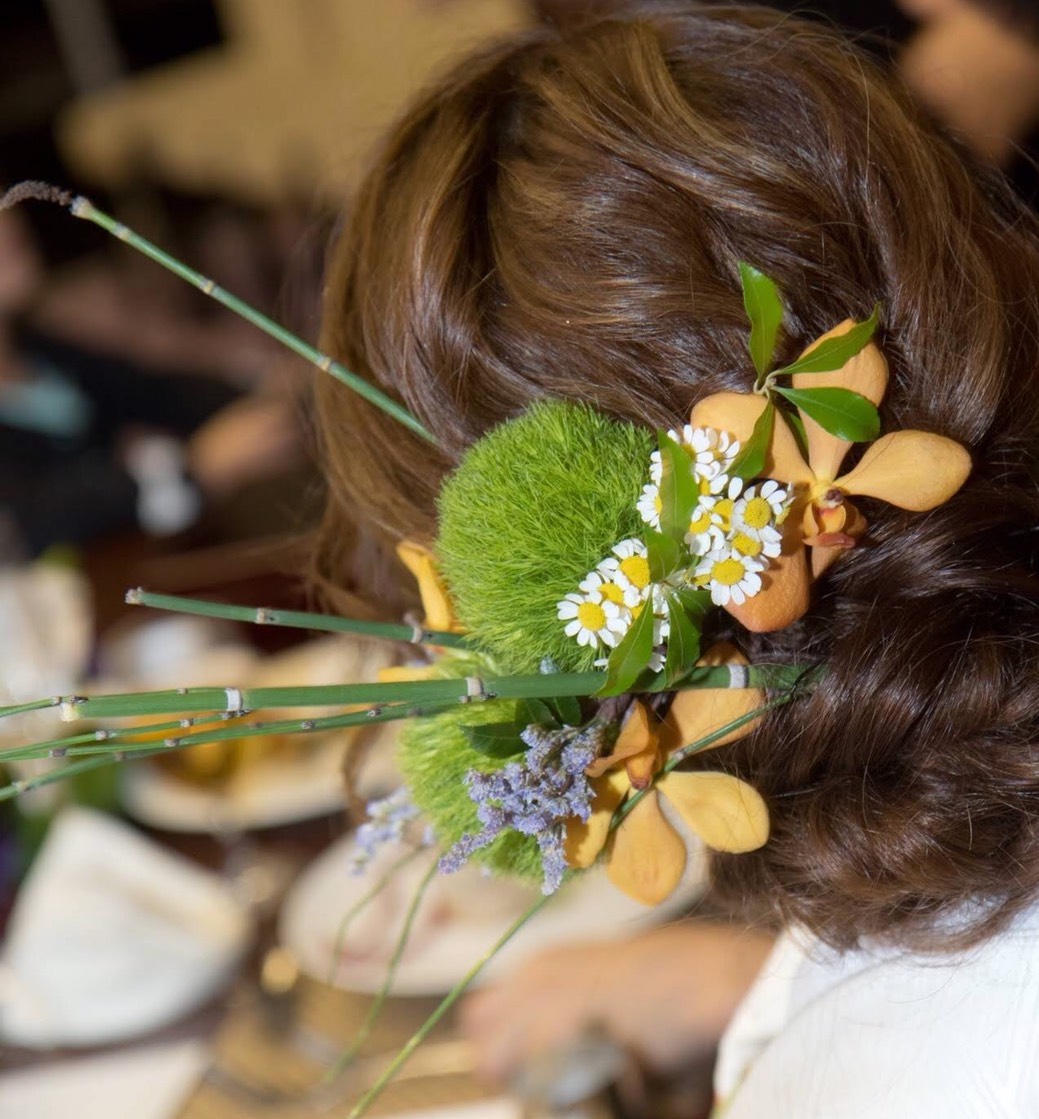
[{"x1": 314, "y1": 4, "x2": 1039, "y2": 950}]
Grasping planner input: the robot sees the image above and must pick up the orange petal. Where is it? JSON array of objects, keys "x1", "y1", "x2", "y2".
[
  {"x1": 836, "y1": 431, "x2": 971, "y2": 511},
  {"x1": 586, "y1": 700, "x2": 658, "y2": 780},
  {"x1": 605, "y1": 790, "x2": 687, "y2": 906},
  {"x1": 564, "y1": 770, "x2": 628, "y2": 869},
  {"x1": 725, "y1": 517, "x2": 812, "y2": 632},
  {"x1": 660, "y1": 647, "x2": 765, "y2": 757},
  {"x1": 689, "y1": 392, "x2": 811, "y2": 486},
  {"x1": 793, "y1": 324, "x2": 889, "y2": 483},
  {"x1": 808, "y1": 502, "x2": 866, "y2": 577},
  {"x1": 396, "y1": 540, "x2": 465, "y2": 633},
  {"x1": 657, "y1": 771, "x2": 770, "y2": 853}
]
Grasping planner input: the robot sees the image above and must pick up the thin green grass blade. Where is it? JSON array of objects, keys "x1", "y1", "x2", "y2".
[
  {"x1": 330, "y1": 856, "x2": 440, "y2": 1076},
  {"x1": 125, "y1": 588, "x2": 469, "y2": 649},
  {"x1": 68, "y1": 196, "x2": 435, "y2": 445}
]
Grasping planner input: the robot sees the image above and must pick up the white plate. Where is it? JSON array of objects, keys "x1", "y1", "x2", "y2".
[
  {"x1": 279, "y1": 833, "x2": 706, "y2": 996},
  {"x1": 117, "y1": 634, "x2": 395, "y2": 832}
]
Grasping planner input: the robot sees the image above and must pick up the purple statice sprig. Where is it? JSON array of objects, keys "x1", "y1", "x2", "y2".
[
  {"x1": 440, "y1": 720, "x2": 613, "y2": 895},
  {"x1": 349, "y1": 788, "x2": 424, "y2": 874}
]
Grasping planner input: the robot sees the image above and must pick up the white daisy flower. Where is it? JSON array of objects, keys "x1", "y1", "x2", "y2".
[
  {"x1": 557, "y1": 592, "x2": 630, "y2": 649},
  {"x1": 609, "y1": 538, "x2": 653, "y2": 593},
  {"x1": 733, "y1": 480, "x2": 790, "y2": 535},
  {"x1": 579, "y1": 568, "x2": 642, "y2": 609},
  {"x1": 729, "y1": 525, "x2": 783, "y2": 561},
  {"x1": 685, "y1": 495, "x2": 726, "y2": 555},
  {"x1": 704, "y1": 476, "x2": 745, "y2": 537},
  {"x1": 689, "y1": 426, "x2": 741, "y2": 481},
  {"x1": 693, "y1": 548, "x2": 768, "y2": 608},
  {"x1": 637, "y1": 482, "x2": 662, "y2": 529},
  {"x1": 648, "y1": 425, "x2": 694, "y2": 485}
]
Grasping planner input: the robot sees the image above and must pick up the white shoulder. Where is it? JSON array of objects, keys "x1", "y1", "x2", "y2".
[{"x1": 718, "y1": 914, "x2": 1039, "y2": 1119}]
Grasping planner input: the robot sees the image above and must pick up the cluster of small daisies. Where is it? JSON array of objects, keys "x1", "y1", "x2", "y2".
[{"x1": 557, "y1": 425, "x2": 791, "y2": 657}]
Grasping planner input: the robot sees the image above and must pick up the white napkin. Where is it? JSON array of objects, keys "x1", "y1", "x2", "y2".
[
  {"x1": 389, "y1": 1103, "x2": 520, "y2": 1119},
  {"x1": 0, "y1": 808, "x2": 250, "y2": 1048},
  {"x1": 0, "y1": 1040, "x2": 208, "y2": 1119}
]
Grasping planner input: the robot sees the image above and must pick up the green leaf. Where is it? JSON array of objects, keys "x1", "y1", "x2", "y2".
[
  {"x1": 773, "y1": 385, "x2": 880, "y2": 443},
  {"x1": 598, "y1": 604, "x2": 656, "y2": 697},
  {"x1": 780, "y1": 405, "x2": 810, "y2": 460},
  {"x1": 672, "y1": 585, "x2": 712, "y2": 622},
  {"x1": 645, "y1": 528, "x2": 681, "y2": 582},
  {"x1": 729, "y1": 403, "x2": 774, "y2": 480},
  {"x1": 461, "y1": 722, "x2": 529, "y2": 759},
  {"x1": 664, "y1": 595, "x2": 703, "y2": 686},
  {"x1": 516, "y1": 698, "x2": 557, "y2": 727},
  {"x1": 658, "y1": 433, "x2": 699, "y2": 542},
  {"x1": 739, "y1": 262, "x2": 784, "y2": 378},
  {"x1": 773, "y1": 304, "x2": 880, "y2": 378},
  {"x1": 546, "y1": 695, "x2": 584, "y2": 727}
]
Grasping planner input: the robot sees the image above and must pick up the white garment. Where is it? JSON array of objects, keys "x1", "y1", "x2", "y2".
[{"x1": 715, "y1": 906, "x2": 1039, "y2": 1118}]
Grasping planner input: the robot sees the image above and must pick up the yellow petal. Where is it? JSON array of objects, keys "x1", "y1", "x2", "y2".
[
  {"x1": 660, "y1": 646, "x2": 765, "y2": 756},
  {"x1": 793, "y1": 323, "x2": 889, "y2": 483},
  {"x1": 657, "y1": 771, "x2": 770, "y2": 853},
  {"x1": 396, "y1": 540, "x2": 465, "y2": 633},
  {"x1": 689, "y1": 392, "x2": 811, "y2": 486},
  {"x1": 564, "y1": 769, "x2": 628, "y2": 869},
  {"x1": 586, "y1": 700, "x2": 658, "y2": 780},
  {"x1": 605, "y1": 790, "x2": 686, "y2": 906},
  {"x1": 836, "y1": 431, "x2": 971, "y2": 511},
  {"x1": 377, "y1": 664, "x2": 441, "y2": 684},
  {"x1": 725, "y1": 516, "x2": 812, "y2": 632}
]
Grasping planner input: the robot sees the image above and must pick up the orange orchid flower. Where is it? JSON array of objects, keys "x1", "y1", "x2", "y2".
[
  {"x1": 396, "y1": 540, "x2": 467, "y2": 634},
  {"x1": 691, "y1": 320, "x2": 971, "y2": 632},
  {"x1": 564, "y1": 646, "x2": 769, "y2": 906}
]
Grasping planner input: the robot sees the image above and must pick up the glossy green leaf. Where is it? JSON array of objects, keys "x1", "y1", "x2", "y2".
[
  {"x1": 672, "y1": 585, "x2": 712, "y2": 622},
  {"x1": 645, "y1": 528, "x2": 681, "y2": 582},
  {"x1": 516, "y1": 698, "x2": 557, "y2": 728},
  {"x1": 658, "y1": 433, "x2": 699, "y2": 542},
  {"x1": 461, "y1": 722, "x2": 529, "y2": 759},
  {"x1": 780, "y1": 405, "x2": 810, "y2": 460},
  {"x1": 599, "y1": 604, "x2": 656, "y2": 697},
  {"x1": 730, "y1": 403, "x2": 774, "y2": 480},
  {"x1": 664, "y1": 596, "x2": 703, "y2": 686},
  {"x1": 773, "y1": 385, "x2": 880, "y2": 443},
  {"x1": 546, "y1": 694, "x2": 584, "y2": 727},
  {"x1": 739, "y1": 262, "x2": 784, "y2": 378},
  {"x1": 773, "y1": 304, "x2": 880, "y2": 378}
]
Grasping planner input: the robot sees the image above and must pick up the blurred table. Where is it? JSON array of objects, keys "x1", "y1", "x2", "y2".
[{"x1": 177, "y1": 977, "x2": 491, "y2": 1119}]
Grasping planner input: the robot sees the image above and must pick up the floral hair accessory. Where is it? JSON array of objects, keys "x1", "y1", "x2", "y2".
[{"x1": 0, "y1": 188, "x2": 974, "y2": 1116}]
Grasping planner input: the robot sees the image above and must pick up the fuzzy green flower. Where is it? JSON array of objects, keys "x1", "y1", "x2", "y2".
[{"x1": 437, "y1": 400, "x2": 652, "y2": 672}]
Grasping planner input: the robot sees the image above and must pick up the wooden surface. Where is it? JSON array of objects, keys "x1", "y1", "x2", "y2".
[{"x1": 177, "y1": 976, "x2": 492, "y2": 1118}]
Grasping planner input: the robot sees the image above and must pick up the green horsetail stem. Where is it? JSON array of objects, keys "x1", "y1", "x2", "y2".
[
  {"x1": 125, "y1": 588, "x2": 469, "y2": 649},
  {"x1": 67, "y1": 195, "x2": 435, "y2": 444},
  {"x1": 7, "y1": 663, "x2": 806, "y2": 724}
]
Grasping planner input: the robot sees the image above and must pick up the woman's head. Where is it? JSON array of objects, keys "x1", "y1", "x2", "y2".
[{"x1": 316, "y1": 4, "x2": 1039, "y2": 949}]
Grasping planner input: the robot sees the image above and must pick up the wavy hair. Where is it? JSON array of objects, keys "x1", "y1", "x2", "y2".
[{"x1": 314, "y1": 4, "x2": 1039, "y2": 950}]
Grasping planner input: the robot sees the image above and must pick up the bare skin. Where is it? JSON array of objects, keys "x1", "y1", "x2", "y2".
[{"x1": 459, "y1": 922, "x2": 775, "y2": 1084}]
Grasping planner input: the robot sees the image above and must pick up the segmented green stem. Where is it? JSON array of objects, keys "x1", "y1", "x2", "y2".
[
  {"x1": 331, "y1": 856, "x2": 440, "y2": 1076},
  {"x1": 345, "y1": 891, "x2": 555, "y2": 1119},
  {"x1": 125, "y1": 588, "x2": 469, "y2": 649},
  {"x1": 68, "y1": 196, "x2": 435, "y2": 445}
]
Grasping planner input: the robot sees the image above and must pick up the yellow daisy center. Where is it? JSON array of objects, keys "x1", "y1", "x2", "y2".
[
  {"x1": 711, "y1": 557, "x2": 747, "y2": 587},
  {"x1": 630, "y1": 602, "x2": 645, "y2": 620},
  {"x1": 732, "y1": 532, "x2": 763, "y2": 558},
  {"x1": 742, "y1": 496, "x2": 773, "y2": 530},
  {"x1": 653, "y1": 495, "x2": 662, "y2": 515},
  {"x1": 600, "y1": 582, "x2": 626, "y2": 605},
  {"x1": 689, "y1": 508, "x2": 712, "y2": 534},
  {"x1": 620, "y1": 555, "x2": 651, "y2": 589},
  {"x1": 714, "y1": 498, "x2": 735, "y2": 531},
  {"x1": 577, "y1": 602, "x2": 607, "y2": 631}
]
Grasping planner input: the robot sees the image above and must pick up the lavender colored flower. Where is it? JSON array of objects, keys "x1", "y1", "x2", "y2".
[
  {"x1": 439, "y1": 721, "x2": 608, "y2": 894},
  {"x1": 349, "y1": 788, "x2": 420, "y2": 874}
]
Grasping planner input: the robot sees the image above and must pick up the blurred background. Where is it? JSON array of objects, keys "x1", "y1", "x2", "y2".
[{"x1": 0, "y1": 2, "x2": 1037, "y2": 1118}]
